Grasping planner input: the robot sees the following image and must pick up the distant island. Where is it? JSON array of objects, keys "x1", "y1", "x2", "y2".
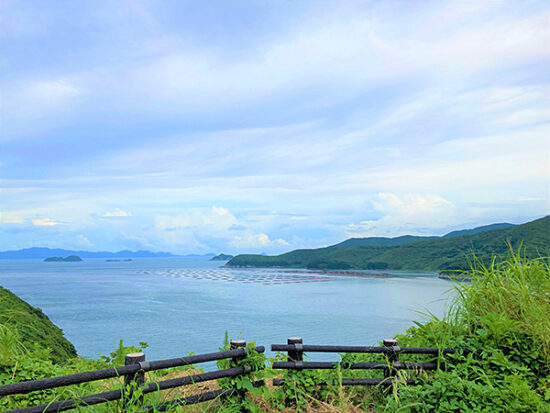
[
  {"x1": 44, "y1": 255, "x2": 83, "y2": 262},
  {"x1": 0, "y1": 248, "x2": 216, "y2": 260},
  {"x1": 211, "y1": 253, "x2": 234, "y2": 261},
  {"x1": 227, "y1": 216, "x2": 549, "y2": 272},
  {"x1": 105, "y1": 258, "x2": 132, "y2": 262}
]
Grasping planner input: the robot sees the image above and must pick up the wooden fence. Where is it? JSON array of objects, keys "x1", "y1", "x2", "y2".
[
  {"x1": 272, "y1": 337, "x2": 479, "y2": 387},
  {"x1": 0, "y1": 338, "x2": 478, "y2": 412},
  {"x1": 0, "y1": 340, "x2": 263, "y2": 413}
]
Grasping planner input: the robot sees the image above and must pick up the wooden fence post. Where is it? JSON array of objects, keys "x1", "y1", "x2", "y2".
[
  {"x1": 123, "y1": 352, "x2": 145, "y2": 411},
  {"x1": 383, "y1": 339, "x2": 399, "y2": 380},
  {"x1": 284, "y1": 337, "x2": 303, "y2": 407},
  {"x1": 287, "y1": 337, "x2": 303, "y2": 366},
  {"x1": 230, "y1": 340, "x2": 247, "y2": 411}
]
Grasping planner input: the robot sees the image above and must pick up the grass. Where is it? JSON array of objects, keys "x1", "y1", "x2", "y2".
[{"x1": 1, "y1": 249, "x2": 549, "y2": 412}]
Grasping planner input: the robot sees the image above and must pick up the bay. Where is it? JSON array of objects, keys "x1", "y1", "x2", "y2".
[{"x1": 0, "y1": 257, "x2": 453, "y2": 360}]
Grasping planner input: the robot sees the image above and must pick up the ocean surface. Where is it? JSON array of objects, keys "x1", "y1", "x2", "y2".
[{"x1": 0, "y1": 257, "x2": 454, "y2": 361}]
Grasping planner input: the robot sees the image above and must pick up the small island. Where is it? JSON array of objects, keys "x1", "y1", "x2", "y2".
[
  {"x1": 44, "y1": 255, "x2": 83, "y2": 262},
  {"x1": 210, "y1": 253, "x2": 234, "y2": 261}
]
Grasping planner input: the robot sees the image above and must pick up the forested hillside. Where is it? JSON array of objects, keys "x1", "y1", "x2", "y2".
[
  {"x1": 330, "y1": 222, "x2": 515, "y2": 249},
  {"x1": 0, "y1": 287, "x2": 77, "y2": 363},
  {"x1": 227, "y1": 216, "x2": 549, "y2": 271}
]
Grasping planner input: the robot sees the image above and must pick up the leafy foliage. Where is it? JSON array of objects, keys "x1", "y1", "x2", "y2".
[
  {"x1": 215, "y1": 332, "x2": 268, "y2": 411},
  {"x1": 383, "y1": 252, "x2": 550, "y2": 412}
]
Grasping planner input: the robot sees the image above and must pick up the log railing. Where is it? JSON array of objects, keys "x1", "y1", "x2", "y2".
[
  {"x1": 271, "y1": 337, "x2": 479, "y2": 387},
  {"x1": 1, "y1": 337, "x2": 478, "y2": 412},
  {"x1": 0, "y1": 340, "x2": 264, "y2": 413}
]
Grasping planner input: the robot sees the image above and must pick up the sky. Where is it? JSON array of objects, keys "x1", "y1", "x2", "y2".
[{"x1": 0, "y1": 0, "x2": 549, "y2": 254}]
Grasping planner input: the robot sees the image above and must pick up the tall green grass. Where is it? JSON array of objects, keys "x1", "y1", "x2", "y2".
[{"x1": 386, "y1": 250, "x2": 550, "y2": 412}]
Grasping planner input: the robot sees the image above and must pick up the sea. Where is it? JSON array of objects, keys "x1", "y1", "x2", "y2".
[{"x1": 0, "y1": 257, "x2": 454, "y2": 361}]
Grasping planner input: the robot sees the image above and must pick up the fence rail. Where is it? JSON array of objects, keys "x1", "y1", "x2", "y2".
[
  {"x1": 271, "y1": 344, "x2": 478, "y2": 355},
  {"x1": 273, "y1": 361, "x2": 438, "y2": 370},
  {"x1": 271, "y1": 337, "x2": 476, "y2": 388},
  {"x1": 0, "y1": 347, "x2": 256, "y2": 397},
  {"x1": 1, "y1": 341, "x2": 264, "y2": 413},
  {"x1": 1, "y1": 337, "x2": 477, "y2": 412}
]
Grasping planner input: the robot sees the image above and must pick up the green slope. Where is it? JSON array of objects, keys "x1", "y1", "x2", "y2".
[
  {"x1": 331, "y1": 235, "x2": 436, "y2": 248},
  {"x1": 329, "y1": 222, "x2": 516, "y2": 248},
  {"x1": 0, "y1": 286, "x2": 77, "y2": 363},
  {"x1": 227, "y1": 216, "x2": 549, "y2": 271},
  {"x1": 442, "y1": 222, "x2": 515, "y2": 238}
]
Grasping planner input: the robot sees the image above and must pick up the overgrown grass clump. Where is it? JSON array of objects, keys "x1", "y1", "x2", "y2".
[
  {"x1": 257, "y1": 251, "x2": 550, "y2": 412},
  {"x1": 383, "y1": 252, "x2": 550, "y2": 412},
  {"x1": 0, "y1": 286, "x2": 77, "y2": 363},
  {"x1": 1, "y1": 251, "x2": 549, "y2": 412}
]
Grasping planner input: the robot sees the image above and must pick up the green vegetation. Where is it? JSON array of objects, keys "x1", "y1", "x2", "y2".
[
  {"x1": 333, "y1": 235, "x2": 437, "y2": 248},
  {"x1": 380, "y1": 250, "x2": 550, "y2": 412},
  {"x1": 1, "y1": 250, "x2": 549, "y2": 412},
  {"x1": 44, "y1": 255, "x2": 83, "y2": 262},
  {"x1": 441, "y1": 222, "x2": 515, "y2": 238},
  {"x1": 0, "y1": 286, "x2": 76, "y2": 363},
  {"x1": 227, "y1": 215, "x2": 549, "y2": 271},
  {"x1": 248, "y1": 251, "x2": 550, "y2": 412},
  {"x1": 330, "y1": 223, "x2": 515, "y2": 249}
]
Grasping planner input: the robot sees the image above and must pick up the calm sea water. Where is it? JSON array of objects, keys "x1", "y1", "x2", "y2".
[{"x1": 0, "y1": 258, "x2": 453, "y2": 360}]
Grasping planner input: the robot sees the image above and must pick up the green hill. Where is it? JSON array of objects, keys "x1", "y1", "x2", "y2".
[
  {"x1": 329, "y1": 222, "x2": 515, "y2": 248},
  {"x1": 442, "y1": 222, "x2": 515, "y2": 238},
  {"x1": 227, "y1": 216, "x2": 549, "y2": 271},
  {"x1": 331, "y1": 235, "x2": 436, "y2": 248},
  {"x1": 0, "y1": 286, "x2": 77, "y2": 363}
]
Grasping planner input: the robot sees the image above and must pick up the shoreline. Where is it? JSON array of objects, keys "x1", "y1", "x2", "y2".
[{"x1": 224, "y1": 266, "x2": 394, "y2": 278}]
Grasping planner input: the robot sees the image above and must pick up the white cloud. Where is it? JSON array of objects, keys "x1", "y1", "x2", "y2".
[
  {"x1": 102, "y1": 208, "x2": 132, "y2": 217},
  {"x1": 75, "y1": 234, "x2": 94, "y2": 248},
  {"x1": 0, "y1": 2, "x2": 548, "y2": 252},
  {"x1": 290, "y1": 216, "x2": 309, "y2": 221},
  {"x1": 32, "y1": 217, "x2": 59, "y2": 227},
  {"x1": 120, "y1": 6, "x2": 547, "y2": 113},
  {"x1": 24, "y1": 79, "x2": 81, "y2": 106},
  {"x1": 119, "y1": 231, "x2": 157, "y2": 250},
  {"x1": 0, "y1": 211, "x2": 25, "y2": 224},
  {"x1": 232, "y1": 233, "x2": 289, "y2": 249},
  {"x1": 5, "y1": 2, "x2": 546, "y2": 136},
  {"x1": 2, "y1": 78, "x2": 81, "y2": 119},
  {"x1": 0, "y1": 77, "x2": 83, "y2": 142},
  {"x1": 347, "y1": 193, "x2": 457, "y2": 237},
  {"x1": 154, "y1": 206, "x2": 236, "y2": 232}
]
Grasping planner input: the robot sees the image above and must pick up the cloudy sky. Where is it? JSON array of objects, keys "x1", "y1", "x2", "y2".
[{"x1": 1, "y1": 0, "x2": 548, "y2": 254}]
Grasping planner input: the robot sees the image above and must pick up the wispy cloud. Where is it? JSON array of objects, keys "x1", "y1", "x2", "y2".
[
  {"x1": 75, "y1": 234, "x2": 94, "y2": 248},
  {"x1": 32, "y1": 218, "x2": 60, "y2": 227},
  {"x1": 232, "y1": 233, "x2": 289, "y2": 249},
  {"x1": 0, "y1": 1, "x2": 548, "y2": 253},
  {"x1": 154, "y1": 207, "x2": 236, "y2": 232},
  {"x1": 347, "y1": 193, "x2": 457, "y2": 237},
  {"x1": 102, "y1": 208, "x2": 131, "y2": 218}
]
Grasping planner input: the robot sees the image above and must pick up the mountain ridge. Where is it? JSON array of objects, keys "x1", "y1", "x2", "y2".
[
  {"x1": 330, "y1": 222, "x2": 515, "y2": 248},
  {"x1": 0, "y1": 247, "x2": 216, "y2": 260},
  {"x1": 227, "y1": 216, "x2": 549, "y2": 271}
]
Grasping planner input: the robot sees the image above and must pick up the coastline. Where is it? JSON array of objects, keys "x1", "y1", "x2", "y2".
[{"x1": 438, "y1": 272, "x2": 471, "y2": 282}]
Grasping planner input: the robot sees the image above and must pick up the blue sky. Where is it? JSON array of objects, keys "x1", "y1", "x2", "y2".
[{"x1": 1, "y1": 0, "x2": 549, "y2": 254}]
